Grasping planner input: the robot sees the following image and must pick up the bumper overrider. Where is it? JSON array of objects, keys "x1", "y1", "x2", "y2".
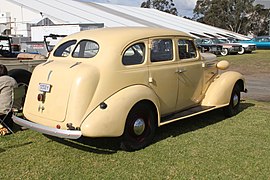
[{"x1": 12, "y1": 115, "x2": 82, "y2": 139}]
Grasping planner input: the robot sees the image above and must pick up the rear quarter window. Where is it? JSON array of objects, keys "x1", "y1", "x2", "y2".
[
  {"x1": 122, "y1": 43, "x2": 145, "y2": 65},
  {"x1": 53, "y1": 40, "x2": 77, "y2": 57},
  {"x1": 72, "y1": 40, "x2": 99, "y2": 58}
]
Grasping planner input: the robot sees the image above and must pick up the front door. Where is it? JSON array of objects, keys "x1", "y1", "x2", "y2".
[{"x1": 176, "y1": 39, "x2": 204, "y2": 110}]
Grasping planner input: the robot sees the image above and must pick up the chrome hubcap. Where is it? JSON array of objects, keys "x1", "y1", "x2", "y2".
[
  {"x1": 133, "y1": 118, "x2": 145, "y2": 136},
  {"x1": 233, "y1": 94, "x2": 239, "y2": 107}
]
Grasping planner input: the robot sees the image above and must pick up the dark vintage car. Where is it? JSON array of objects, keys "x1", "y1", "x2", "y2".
[
  {"x1": 195, "y1": 39, "x2": 223, "y2": 55},
  {"x1": 196, "y1": 38, "x2": 242, "y2": 56},
  {"x1": 239, "y1": 36, "x2": 270, "y2": 49}
]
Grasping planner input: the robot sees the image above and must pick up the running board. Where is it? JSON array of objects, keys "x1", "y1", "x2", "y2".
[{"x1": 161, "y1": 106, "x2": 216, "y2": 124}]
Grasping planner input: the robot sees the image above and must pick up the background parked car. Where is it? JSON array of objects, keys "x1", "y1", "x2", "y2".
[
  {"x1": 195, "y1": 39, "x2": 223, "y2": 55},
  {"x1": 227, "y1": 38, "x2": 256, "y2": 54},
  {"x1": 211, "y1": 38, "x2": 243, "y2": 56},
  {"x1": 239, "y1": 36, "x2": 270, "y2": 49},
  {"x1": 195, "y1": 38, "x2": 242, "y2": 56}
]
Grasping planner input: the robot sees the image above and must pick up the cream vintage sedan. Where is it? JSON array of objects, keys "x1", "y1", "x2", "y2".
[{"x1": 13, "y1": 27, "x2": 247, "y2": 151}]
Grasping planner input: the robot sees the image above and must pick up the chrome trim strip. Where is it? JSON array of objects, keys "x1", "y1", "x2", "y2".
[{"x1": 12, "y1": 115, "x2": 82, "y2": 139}]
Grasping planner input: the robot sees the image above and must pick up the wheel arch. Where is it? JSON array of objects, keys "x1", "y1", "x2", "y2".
[
  {"x1": 235, "y1": 79, "x2": 245, "y2": 92},
  {"x1": 80, "y1": 85, "x2": 160, "y2": 137},
  {"x1": 201, "y1": 71, "x2": 245, "y2": 107}
]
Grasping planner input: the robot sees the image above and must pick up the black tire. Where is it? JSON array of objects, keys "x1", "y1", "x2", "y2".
[
  {"x1": 221, "y1": 48, "x2": 228, "y2": 56},
  {"x1": 8, "y1": 69, "x2": 31, "y2": 85},
  {"x1": 223, "y1": 84, "x2": 241, "y2": 117},
  {"x1": 8, "y1": 69, "x2": 32, "y2": 111},
  {"x1": 120, "y1": 103, "x2": 156, "y2": 151}
]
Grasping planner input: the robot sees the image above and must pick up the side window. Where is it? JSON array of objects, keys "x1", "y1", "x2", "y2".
[
  {"x1": 72, "y1": 40, "x2": 99, "y2": 58},
  {"x1": 122, "y1": 43, "x2": 145, "y2": 66},
  {"x1": 53, "y1": 40, "x2": 77, "y2": 57},
  {"x1": 178, "y1": 39, "x2": 197, "y2": 59},
  {"x1": 256, "y1": 38, "x2": 262, "y2": 42},
  {"x1": 151, "y1": 39, "x2": 173, "y2": 62}
]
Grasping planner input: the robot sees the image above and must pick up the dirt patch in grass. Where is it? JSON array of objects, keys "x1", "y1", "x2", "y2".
[
  {"x1": 218, "y1": 50, "x2": 270, "y2": 102},
  {"x1": 242, "y1": 73, "x2": 270, "y2": 102}
]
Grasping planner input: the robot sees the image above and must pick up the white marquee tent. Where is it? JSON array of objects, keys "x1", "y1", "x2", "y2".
[{"x1": 0, "y1": 0, "x2": 249, "y2": 40}]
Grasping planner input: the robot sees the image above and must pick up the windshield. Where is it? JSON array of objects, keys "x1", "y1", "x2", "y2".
[
  {"x1": 211, "y1": 38, "x2": 229, "y2": 44},
  {"x1": 197, "y1": 39, "x2": 213, "y2": 45},
  {"x1": 228, "y1": 39, "x2": 238, "y2": 43}
]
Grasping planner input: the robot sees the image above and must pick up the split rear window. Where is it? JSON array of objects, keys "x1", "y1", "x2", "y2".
[{"x1": 53, "y1": 40, "x2": 99, "y2": 58}]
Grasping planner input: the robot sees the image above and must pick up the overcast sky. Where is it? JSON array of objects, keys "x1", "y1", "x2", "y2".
[{"x1": 85, "y1": 0, "x2": 197, "y2": 17}]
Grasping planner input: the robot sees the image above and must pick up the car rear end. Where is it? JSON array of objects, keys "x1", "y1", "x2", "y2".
[
  {"x1": 25, "y1": 59, "x2": 99, "y2": 126},
  {"x1": 223, "y1": 44, "x2": 242, "y2": 54},
  {"x1": 245, "y1": 44, "x2": 256, "y2": 52},
  {"x1": 13, "y1": 34, "x2": 104, "y2": 138},
  {"x1": 208, "y1": 45, "x2": 223, "y2": 55}
]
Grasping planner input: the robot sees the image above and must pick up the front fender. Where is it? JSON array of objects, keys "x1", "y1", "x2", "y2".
[
  {"x1": 80, "y1": 85, "x2": 160, "y2": 137},
  {"x1": 202, "y1": 71, "x2": 245, "y2": 107}
]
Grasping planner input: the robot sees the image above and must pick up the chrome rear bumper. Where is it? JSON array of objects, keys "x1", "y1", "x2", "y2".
[{"x1": 12, "y1": 115, "x2": 82, "y2": 139}]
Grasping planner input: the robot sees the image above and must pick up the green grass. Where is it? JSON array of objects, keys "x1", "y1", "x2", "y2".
[
  {"x1": 217, "y1": 50, "x2": 270, "y2": 74},
  {"x1": 1, "y1": 100, "x2": 270, "y2": 179}
]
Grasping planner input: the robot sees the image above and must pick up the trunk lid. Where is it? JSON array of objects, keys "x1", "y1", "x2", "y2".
[{"x1": 24, "y1": 60, "x2": 82, "y2": 122}]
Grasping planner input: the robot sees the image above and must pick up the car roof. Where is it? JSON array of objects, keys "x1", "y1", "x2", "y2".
[
  {"x1": 255, "y1": 36, "x2": 270, "y2": 38},
  {"x1": 61, "y1": 27, "x2": 191, "y2": 45}
]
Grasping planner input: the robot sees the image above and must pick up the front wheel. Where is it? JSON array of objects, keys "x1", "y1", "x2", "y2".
[
  {"x1": 223, "y1": 84, "x2": 241, "y2": 117},
  {"x1": 120, "y1": 103, "x2": 156, "y2": 151}
]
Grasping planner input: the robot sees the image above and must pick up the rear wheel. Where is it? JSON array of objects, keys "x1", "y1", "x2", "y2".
[
  {"x1": 121, "y1": 103, "x2": 156, "y2": 151},
  {"x1": 238, "y1": 47, "x2": 245, "y2": 55},
  {"x1": 221, "y1": 48, "x2": 228, "y2": 56},
  {"x1": 223, "y1": 84, "x2": 241, "y2": 117}
]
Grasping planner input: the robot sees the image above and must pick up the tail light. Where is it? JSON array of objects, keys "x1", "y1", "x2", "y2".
[{"x1": 37, "y1": 93, "x2": 45, "y2": 102}]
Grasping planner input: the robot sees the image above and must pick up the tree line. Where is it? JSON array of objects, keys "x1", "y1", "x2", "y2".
[{"x1": 141, "y1": 0, "x2": 269, "y2": 36}]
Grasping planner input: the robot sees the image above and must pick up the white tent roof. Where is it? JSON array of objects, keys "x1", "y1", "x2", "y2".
[{"x1": 1, "y1": 0, "x2": 249, "y2": 39}]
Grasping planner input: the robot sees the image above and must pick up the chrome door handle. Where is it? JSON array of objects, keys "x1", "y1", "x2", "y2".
[{"x1": 176, "y1": 69, "x2": 187, "y2": 74}]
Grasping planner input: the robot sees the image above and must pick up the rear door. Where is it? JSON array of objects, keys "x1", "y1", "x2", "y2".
[{"x1": 148, "y1": 38, "x2": 179, "y2": 115}]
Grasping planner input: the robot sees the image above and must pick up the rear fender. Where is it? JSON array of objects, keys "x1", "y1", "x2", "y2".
[
  {"x1": 201, "y1": 71, "x2": 245, "y2": 107},
  {"x1": 80, "y1": 85, "x2": 160, "y2": 137}
]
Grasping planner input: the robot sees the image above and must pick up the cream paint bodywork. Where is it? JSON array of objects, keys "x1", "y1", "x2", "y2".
[
  {"x1": 22, "y1": 27, "x2": 245, "y2": 138},
  {"x1": 81, "y1": 85, "x2": 160, "y2": 137},
  {"x1": 201, "y1": 71, "x2": 244, "y2": 107},
  {"x1": 176, "y1": 59, "x2": 204, "y2": 109}
]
